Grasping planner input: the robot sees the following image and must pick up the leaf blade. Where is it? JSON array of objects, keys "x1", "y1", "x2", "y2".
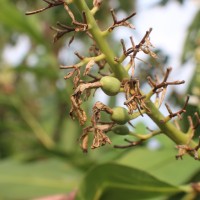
[
  {"x1": 75, "y1": 163, "x2": 182, "y2": 200},
  {"x1": 0, "y1": 159, "x2": 82, "y2": 199}
]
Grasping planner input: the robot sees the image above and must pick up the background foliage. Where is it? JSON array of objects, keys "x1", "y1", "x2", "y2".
[{"x1": 0, "y1": 0, "x2": 199, "y2": 199}]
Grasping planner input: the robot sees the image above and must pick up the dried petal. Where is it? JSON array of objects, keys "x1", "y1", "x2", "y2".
[
  {"x1": 64, "y1": 69, "x2": 76, "y2": 80},
  {"x1": 70, "y1": 95, "x2": 87, "y2": 125},
  {"x1": 80, "y1": 133, "x2": 89, "y2": 153},
  {"x1": 83, "y1": 59, "x2": 95, "y2": 76}
]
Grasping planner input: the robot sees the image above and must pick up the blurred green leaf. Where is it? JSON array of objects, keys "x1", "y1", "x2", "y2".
[
  {"x1": 181, "y1": 10, "x2": 200, "y2": 63},
  {"x1": 0, "y1": 159, "x2": 82, "y2": 200},
  {"x1": 75, "y1": 163, "x2": 182, "y2": 200},
  {"x1": 117, "y1": 146, "x2": 200, "y2": 185},
  {"x1": 0, "y1": 0, "x2": 46, "y2": 44},
  {"x1": 134, "y1": 122, "x2": 147, "y2": 134},
  {"x1": 186, "y1": 63, "x2": 200, "y2": 110},
  {"x1": 117, "y1": 0, "x2": 135, "y2": 12},
  {"x1": 167, "y1": 164, "x2": 200, "y2": 200}
]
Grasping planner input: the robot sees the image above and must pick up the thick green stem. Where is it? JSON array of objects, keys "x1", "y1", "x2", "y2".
[
  {"x1": 145, "y1": 100, "x2": 200, "y2": 158},
  {"x1": 73, "y1": 0, "x2": 129, "y2": 80}
]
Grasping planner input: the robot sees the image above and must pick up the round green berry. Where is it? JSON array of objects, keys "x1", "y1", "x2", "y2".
[
  {"x1": 110, "y1": 107, "x2": 130, "y2": 125},
  {"x1": 112, "y1": 125, "x2": 129, "y2": 135},
  {"x1": 100, "y1": 76, "x2": 121, "y2": 96}
]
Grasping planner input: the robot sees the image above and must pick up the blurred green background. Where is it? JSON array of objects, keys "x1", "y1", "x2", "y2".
[{"x1": 0, "y1": 0, "x2": 200, "y2": 199}]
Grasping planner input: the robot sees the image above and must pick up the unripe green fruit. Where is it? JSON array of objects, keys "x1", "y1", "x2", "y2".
[
  {"x1": 112, "y1": 125, "x2": 129, "y2": 135},
  {"x1": 100, "y1": 76, "x2": 121, "y2": 96},
  {"x1": 110, "y1": 107, "x2": 130, "y2": 125}
]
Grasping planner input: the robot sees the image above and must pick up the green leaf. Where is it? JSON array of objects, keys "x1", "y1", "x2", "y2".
[
  {"x1": 0, "y1": 159, "x2": 82, "y2": 199},
  {"x1": 0, "y1": 0, "x2": 46, "y2": 44},
  {"x1": 166, "y1": 166, "x2": 200, "y2": 200},
  {"x1": 181, "y1": 10, "x2": 200, "y2": 63},
  {"x1": 75, "y1": 163, "x2": 182, "y2": 200},
  {"x1": 134, "y1": 122, "x2": 147, "y2": 134},
  {"x1": 117, "y1": 146, "x2": 200, "y2": 185}
]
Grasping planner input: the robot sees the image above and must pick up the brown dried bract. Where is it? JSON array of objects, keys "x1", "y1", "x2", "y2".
[
  {"x1": 123, "y1": 78, "x2": 149, "y2": 114},
  {"x1": 176, "y1": 141, "x2": 200, "y2": 160},
  {"x1": 125, "y1": 28, "x2": 156, "y2": 59},
  {"x1": 63, "y1": 67, "x2": 81, "y2": 88},
  {"x1": 49, "y1": 3, "x2": 89, "y2": 43},
  {"x1": 83, "y1": 59, "x2": 95, "y2": 76},
  {"x1": 80, "y1": 123, "x2": 113, "y2": 152},
  {"x1": 79, "y1": 102, "x2": 114, "y2": 151},
  {"x1": 139, "y1": 35, "x2": 158, "y2": 59},
  {"x1": 70, "y1": 82, "x2": 102, "y2": 125},
  {"x1": 91, "y1": 127, "x2": 112, "y2": 149},
  {"x1": 93, "y1": 0, "x2": 102, "y2": 7},
  {"x1": 108, "y1": 9, "x2": 136, "y2": 32},
  {"x1": 70, "y1": 95, "x2": 86, "y2": 125}
]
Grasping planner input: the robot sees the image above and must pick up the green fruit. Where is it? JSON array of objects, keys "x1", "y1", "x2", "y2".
[
  {"x1": 100, "y1": 76, "x2": 121, "y2": 96},
  {"x1": 112, "y1": 125, "x2": 129, "y2": 135},
  {"x1": 110, "y1": 107, "x2": 130, "y2": 125}
]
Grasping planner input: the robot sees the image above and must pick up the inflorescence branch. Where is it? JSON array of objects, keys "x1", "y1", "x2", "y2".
[
  {"x1": 26, "y1": 0, "x2": 200, "y2": 160},
  {"x1": 114, "y1": 129, "x2": 162, "y2": 149}
]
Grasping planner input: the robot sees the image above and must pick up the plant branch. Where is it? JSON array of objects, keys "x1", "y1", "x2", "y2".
[
  {"x1": 145, "y1": 100, "x2": 200, "y2": 159},
  {"x1": 72, "y1": 0, "x2": 129, "y2": 80}
]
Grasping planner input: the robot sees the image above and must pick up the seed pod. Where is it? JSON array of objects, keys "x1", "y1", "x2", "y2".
[
  {"x1": 112, "y1": 125, "x2": 129, "y2": 135},
  {"x1": 100, "y1": 76, "x2": 121, "y2": 96},
  {"x1": 110, "y1": 107, "x2": 130, "y2": 125}
]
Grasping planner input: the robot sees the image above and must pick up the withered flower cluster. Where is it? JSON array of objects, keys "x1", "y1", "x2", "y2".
[{"x1": 26, "y1": 0, "x2": 200, "y2": 159}]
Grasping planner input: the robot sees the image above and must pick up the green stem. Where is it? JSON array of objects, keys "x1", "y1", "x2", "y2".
[
  {"x1": 145, "y1": 100, "x2": 200, "y2": 158},
  {"x1": 130, "y1": 129, "x2": 161, "y2": 140},
  {"x1": 77, "y1": 54, "x2": 105, "y2": 68},
  {"x1": 73, "y1": 0, "x2": 129, "y2": 80}
]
